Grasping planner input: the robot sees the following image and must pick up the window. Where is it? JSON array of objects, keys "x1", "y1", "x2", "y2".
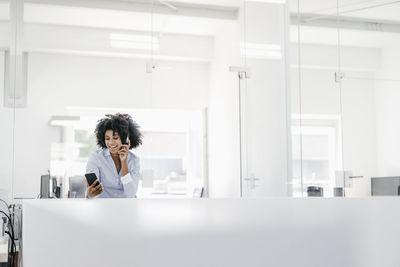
[{"x1": 290, "y1": 114, "x2": 342, "y2": 197}]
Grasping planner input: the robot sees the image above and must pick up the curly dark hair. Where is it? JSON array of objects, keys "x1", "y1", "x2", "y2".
[{"x1": 95, "y1": 113, "x2": 143, "y2": 149}]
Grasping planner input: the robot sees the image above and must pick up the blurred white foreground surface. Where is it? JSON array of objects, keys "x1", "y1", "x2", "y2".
[{"x1": 23, "y1": 198, "x2": 400, "y2": 267}]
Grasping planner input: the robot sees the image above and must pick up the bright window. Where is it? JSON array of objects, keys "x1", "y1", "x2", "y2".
[{"x1": 290, "y1": 115, "x2": 342, "y2": 197}]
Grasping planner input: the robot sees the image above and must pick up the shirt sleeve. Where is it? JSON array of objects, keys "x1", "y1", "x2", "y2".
[
  {"x1": 86, "y1": 152, "x2": 100, "y2": 179},
  {"x1": 86, "y1": 152, "x2": 102, "y2": 198},
  {"x1": 121, "y1": 155, "x2": 140, "y2": 198}
]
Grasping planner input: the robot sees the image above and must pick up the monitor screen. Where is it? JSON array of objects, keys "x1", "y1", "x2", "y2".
[
  {"x1": 40, "y1": 174, "x2": 51, "y2": 198},
  {"x1": 371, "y1": 177, "x2": 400, "y2": 196}
]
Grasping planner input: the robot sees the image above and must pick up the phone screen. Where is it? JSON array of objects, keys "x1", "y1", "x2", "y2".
[{"x1": 85, "y1": 173, "x2": 99, "y2": 187}]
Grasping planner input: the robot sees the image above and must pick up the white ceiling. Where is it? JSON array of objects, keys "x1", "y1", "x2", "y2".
[
  {"x1": 23, "y1": 3, "x2": 236, "y2": 36},
  {"x1": 347, "y1": 3, "x2": 400, "y2": 23},
  {"x1": 1, "y1": 0, "x2": 399, "y2": 28},
  {"x1": 289, "y1": 0, "x2": 400, "y2": 22},
  {"x1": 1, "y1": 0, "x2": 400, "y2": 48},
  {"x1": 289, "y1": 0, "x2": 400, "y2": 47},
  {"x1": 291, "y1": 25, "x2": 400, "y2": 48}
]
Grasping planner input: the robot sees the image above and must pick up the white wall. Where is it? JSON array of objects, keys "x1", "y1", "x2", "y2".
[
  {"x1": 208, "y1": 24, "x2": 241, "y2": 198},
  {"x1": 12, "y1": 52, "x2": 210, "y2": 198},
  {"x1": 374, "y1": 46, "x2": 400, "y2": 176},
  {"x1": 243, "y1": 2, "x2": 288, "y2": 197}
]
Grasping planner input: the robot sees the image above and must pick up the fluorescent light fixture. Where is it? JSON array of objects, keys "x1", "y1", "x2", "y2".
[
  {"x1": 157, "y1": 0, "x2": 178, "y2": 11},
  {"x1": 245, "y1": 0, "x2": 286, "y2": 3},
  {"x1": 49, "y1": 115, "x2": 80, "y2": 127},
  {"x1": 240, "y1": 43, "x2": 281, "y2": 59},
  {"x1": 110, "y1": 40, "x2": 160, "y2": 50},
  {"x1": 110, "y1": 33, "x2": 157, "y2": 43},
  {"x1": 109, "y1": 33, "x2": 159, "y2": 51}
]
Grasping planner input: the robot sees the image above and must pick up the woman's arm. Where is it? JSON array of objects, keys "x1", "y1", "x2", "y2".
[
  {"x1": 122, "y1": 157, "x2": 140, "y2": 198},
  {"x1": 118, "y1": 144, "x2": 130, "y2": 177},
  {"x1": 118, "y1": 145, "x2": 139, "y2": 198},
  {"x1": 86, "y1": 152, "x2": 104, "y2": 198}
]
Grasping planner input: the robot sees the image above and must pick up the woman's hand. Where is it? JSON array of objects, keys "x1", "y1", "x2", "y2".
[
  {"x1": 118, "y1": 140, "x2": 130, "y2": 162},
  {"x1": 86, "y1": 180, "x2": 104, "y2": 199}
]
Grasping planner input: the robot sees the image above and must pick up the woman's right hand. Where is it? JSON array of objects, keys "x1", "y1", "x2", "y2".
[{"x1": 87, "y1": 180, "x2": 104, "y2": 198}]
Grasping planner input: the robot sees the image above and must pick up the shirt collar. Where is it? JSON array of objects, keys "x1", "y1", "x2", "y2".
[{"x1": 103, "y1": 148, "x2": 111, "y2": 157}]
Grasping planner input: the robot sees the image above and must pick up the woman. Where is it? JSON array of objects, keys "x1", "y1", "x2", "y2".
[{"x1": 86, "y1": 113, "x2": 142, "y2": 198}]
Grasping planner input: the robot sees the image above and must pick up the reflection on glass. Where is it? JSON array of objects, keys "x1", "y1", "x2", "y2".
[
  {"x1": 0, "y1": 0, "x2": 12, "y2": 202},
  {"x1": 10, "y1": 0, "x2": 289, "y2": 200},
  {"x1": 290, "y1": 0, "x2": 342, "y2": 197},
  {"x1": 291, "y1": 114, "x2": 343, "y2": 197},
  {"x1": 337, "y1": 0, "x2": 400, "y2": 197},
  {"x1": 14, "y1": 0, "x2": 217, "y2": 199},
  {"x1": 291, "y1": 0, "x2": 400, "y2": 197},
  {"x1": 239, "y1": 0, "x2": 289, "y2": 198}
]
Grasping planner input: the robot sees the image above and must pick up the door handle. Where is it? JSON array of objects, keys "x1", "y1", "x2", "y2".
[{"x1": 243, "y1": 174, "x2": 259, "y2": 189}]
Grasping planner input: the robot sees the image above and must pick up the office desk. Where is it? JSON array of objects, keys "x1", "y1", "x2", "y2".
[{"x1": 23, "y1": 198, "x2": 400, "y2": 267}]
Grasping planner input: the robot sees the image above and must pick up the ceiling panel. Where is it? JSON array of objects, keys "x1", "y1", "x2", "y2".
[
  {"x1": 290, "y1": 0, "x2": 400, "y2": 22},
  {"x1": 342, "y1": 2, "x2": 400, "y2": 22}
]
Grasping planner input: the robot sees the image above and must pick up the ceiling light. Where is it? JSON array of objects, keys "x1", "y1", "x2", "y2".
[
  {"x1": 49, "y1": 116, "x2": 80, "y2": 127},
  {"x1": 240, "y1": 43, "x2": 281, "y2": 59},
  {"x1": 109, "y1": 33, "x2": 159, "y2": 50},
  {"x1": 246, "y1": 0, "x2": 286, "y2": 4}
]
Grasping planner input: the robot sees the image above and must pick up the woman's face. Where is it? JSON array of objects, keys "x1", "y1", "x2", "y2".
[{"x1": 104, "y1": 130, "x2": 122, "y2": 154}]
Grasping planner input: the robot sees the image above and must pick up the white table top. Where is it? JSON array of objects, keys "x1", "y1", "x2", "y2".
[{"x1": 22, "y1": 198, "x2": 400, "y2": 267}]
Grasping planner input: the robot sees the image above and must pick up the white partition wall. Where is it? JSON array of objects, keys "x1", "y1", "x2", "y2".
[{"x1": 23, "y1": 198, "x2": 400, "y2": 267}]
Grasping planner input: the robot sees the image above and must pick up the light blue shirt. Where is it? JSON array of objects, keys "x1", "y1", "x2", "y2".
[{"x1": 86, "y1": 148, "x2": 140, "y2": 198}]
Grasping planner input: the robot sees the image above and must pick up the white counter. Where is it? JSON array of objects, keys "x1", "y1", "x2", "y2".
[{"x1": 22, "y1": 198, "x2": 400, "y2": 267}]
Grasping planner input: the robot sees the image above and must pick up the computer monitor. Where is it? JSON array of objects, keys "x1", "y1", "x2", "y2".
[
  {"x1": 40, "y1": 174, "x2": 51, "y2": 198},
  {"x1": 371, "y1": 176, "x2": 400, "y2": 196}
]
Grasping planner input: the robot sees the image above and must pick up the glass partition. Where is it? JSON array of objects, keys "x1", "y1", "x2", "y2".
[
  {"x1": 4, "y1": 0, "x2": 363, "y2": 200},
  {"x1": 291, "y1": 0, "x2": 400, "y2": 198},
  {"x1": 338, "y1": 1, "x2": 400, "y2": 196},
  {"x1": 13, "y1": 0, "x2": 153, "y2": 198},
  {"x1": 8, "y1": 0, "x2": 400, "y2": 201},
  {"x1": 9, "y1": 0, "x2": 292, "y2": 200},
  {"x1": 290, "y1": 0, "x2": 343, "y2": 197},
  {"x1": 0, "y1": 0, "x2": 12, "y2": 203},
  {"x1": 240, "y1": 0, "x2": 289, "y2": 197},
  {"x1": 141, "y1": 2, "x2": 213, "y2": 198}
]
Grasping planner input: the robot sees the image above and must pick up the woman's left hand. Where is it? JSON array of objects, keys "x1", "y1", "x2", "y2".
[{"x1": 118, "y1": 140, "x2": 130, "y2": 162}]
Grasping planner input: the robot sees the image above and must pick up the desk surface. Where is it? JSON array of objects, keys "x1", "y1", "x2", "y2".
[{"x1": 23, "y1": 198, "x2": 400, "y2": 267}]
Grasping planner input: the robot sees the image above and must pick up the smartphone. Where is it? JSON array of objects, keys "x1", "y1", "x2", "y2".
[
  {"x1": 85, "y1": 173, "x2": 100, "y2": 187},
  {"x1": 122, "y1": 134, "x2": 129, "y2": 145}
]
